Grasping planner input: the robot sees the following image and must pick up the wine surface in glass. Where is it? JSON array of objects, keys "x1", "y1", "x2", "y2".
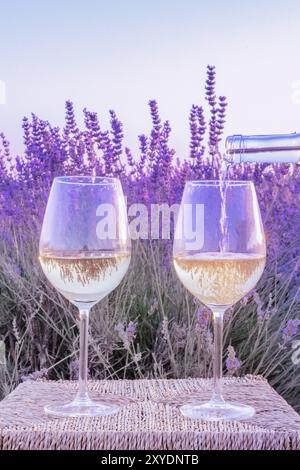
[
  {"x1": 40, "y1": 251, "x2": 130, "y2": 305},
  {"x1": 173, "y1": 252, "x2": 265, "y2": 307}
]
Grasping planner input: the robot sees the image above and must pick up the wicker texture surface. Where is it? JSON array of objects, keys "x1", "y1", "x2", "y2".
[{"x1": 0, "y1": 375, "x2": 300, "y2": 450}]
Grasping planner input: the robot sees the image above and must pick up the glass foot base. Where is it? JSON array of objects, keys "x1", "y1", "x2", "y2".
[
  {"x1": 44, "y1": 399, "x2": 119, "y2": 418},
  {"x1": 180, "y1": 401, "x2": 255, "y2": 421}
]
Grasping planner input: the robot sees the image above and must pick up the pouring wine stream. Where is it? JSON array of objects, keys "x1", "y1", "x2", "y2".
[{"x1": 219, "y1": 158, "x2": 230, "y2": 253}]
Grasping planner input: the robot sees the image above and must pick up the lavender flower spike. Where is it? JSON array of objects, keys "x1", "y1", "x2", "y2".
[{"x1": 225, "y1": 346, "x2": 241, "y2": 376}]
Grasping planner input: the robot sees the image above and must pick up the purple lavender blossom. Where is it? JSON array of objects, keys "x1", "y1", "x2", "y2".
[
  {"x1": 253, "y1": 291, "x2": 265, "y2": 321},
  {"x1": 195, "y1": 307, "x2": 212, "y2": 329},
  {"x1": 282, "y1": 319, "x2": 300, "y2": 343},
  {"x1": 20, "y1": 368, "x2": 48, "y2": 382},
  {"x1": 189, "y1": 105, "x2": 206, "y2": 165},
  {"x1": 225, "y1": 346, "x2": 241, "y2": 376},
  {"x1": 115, "y1": 321, "x2": 137, "y2": 350},
  {"x1": 205, "y1": 65, "x2": 218, "y2": 151},
  {"x1": 126, "y1": 321, "x2": 137, "y2": 342},
  {"x1": 138, "y1": 134, "x2": 148, "y2": 173},
  {"x1": 215, "y1": 96, "x2": 227, "y2": 142},
  {"x1": 69, "y1": 359, "x2": 80, "y2": 380},
  {"x1": 64, "y1": 100, "x2": 79, "y2": 136},
  {"x1": 109, "y1": 109, "x2": 124, "y2": 174},
  {"x1": 125, "y1": 147, "x2": 136, "y2": 175}
]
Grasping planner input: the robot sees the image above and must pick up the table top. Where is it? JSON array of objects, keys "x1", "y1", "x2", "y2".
[{"x1": 1, "y1": 375, "x2": 300, "y2": 450}]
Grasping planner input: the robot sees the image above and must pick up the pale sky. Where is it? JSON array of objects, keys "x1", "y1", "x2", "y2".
[{"x1": 0, "y1": 0, "x2": 300, "y2": 158}]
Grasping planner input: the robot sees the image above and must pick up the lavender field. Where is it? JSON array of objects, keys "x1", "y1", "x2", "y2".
[{"x1": 1, "y1": 66, "x2": 300, "y2": 410}]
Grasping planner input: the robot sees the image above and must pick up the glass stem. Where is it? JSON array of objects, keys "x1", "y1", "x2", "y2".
[
  {"x1": 211, "y1": 309, "x2": 226, "y2": 404},
  {"x1": 76, "y1": 309, "x2": 90, "y2": 402}
]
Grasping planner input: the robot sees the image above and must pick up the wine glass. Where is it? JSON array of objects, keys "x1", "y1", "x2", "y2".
[
  {"x1": 173, "y1": 180, "x2": 266, "y2": 421},
  {"x1": 39, "y1": 176, "x2": 131, "y2": 417}
]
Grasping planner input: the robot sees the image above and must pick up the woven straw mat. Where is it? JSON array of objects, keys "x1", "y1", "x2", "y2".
[{"x1": 0, "y1": 375, "x2": 300, "y2": 450}]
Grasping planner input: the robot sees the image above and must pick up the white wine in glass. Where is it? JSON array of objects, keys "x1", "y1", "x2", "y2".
[
  {"x1": 173, "y1": 252, "x2": 265, "y2": 307},
  {"x1": 39, "y1": 176, "x2": 131, "y2": 417},
  {"x1": 39, "y1": 251, "x2": 130, "y2": 305},
  {"x1": 173, "y1": 180, "x2": 266, "y2": 421}
]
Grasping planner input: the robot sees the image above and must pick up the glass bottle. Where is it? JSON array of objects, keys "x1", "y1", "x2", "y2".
[{"x1": 225, "y1": 133, "x2": 300, "y2": 164}]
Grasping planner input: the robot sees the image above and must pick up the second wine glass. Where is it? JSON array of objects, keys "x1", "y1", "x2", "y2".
[
  {"x1": 173, "y1": 180, "x2": 266, "y2": 421},
  {"x1": 39, "y1": 176, "x2": 131, "y2": 417}
]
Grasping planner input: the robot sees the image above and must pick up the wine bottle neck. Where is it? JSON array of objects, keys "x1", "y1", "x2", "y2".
[{"x1": 225, "y1": 133, "x2": 300, "y2": 164}]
